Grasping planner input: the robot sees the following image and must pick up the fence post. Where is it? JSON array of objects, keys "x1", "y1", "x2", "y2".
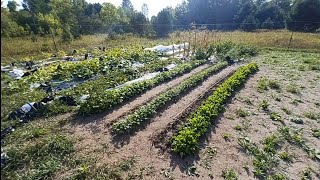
[{"x1": 287, "y1": 32, "x2": 294, "y2": 51}]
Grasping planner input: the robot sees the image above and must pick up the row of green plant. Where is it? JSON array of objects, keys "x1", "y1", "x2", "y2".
[
  {"x1": 112, "y1": 62, "x2": 228, "y2": 134},
  {"x1": 171, "y1": 63, "x2": 259, "y2": 157},
  {"x1": 195, "y1": 41, "x2": 258, "y2": 60},
  {"x1": 79, "y1": 60, "x2": 205, "y2": 115}
]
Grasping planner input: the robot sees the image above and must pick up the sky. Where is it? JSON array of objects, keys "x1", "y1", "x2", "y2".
[{"x1": 2, "y1": 0, "x2": 184, "y2": 18}]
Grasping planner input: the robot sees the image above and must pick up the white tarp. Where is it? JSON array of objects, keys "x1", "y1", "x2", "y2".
[
  {"x1": 108, "y1": 63, "x2": 177, "y2": 90},
  {"x1": 114, "y1": 72, "x2": 160, "y2": 89},
  {"x1": 8, "y1": 69, "x2": 24, "y2": 79},
  {"x1": 144, "y1": 43, "x2": 189, "y2": 55}
]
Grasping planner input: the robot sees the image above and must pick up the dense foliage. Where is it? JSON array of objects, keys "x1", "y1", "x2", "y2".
[
  {"x1": 1, "y1": 0, "x2": 319, "y2": 39},
  {"x1": 171, "y1": 63, "x2": 259, "y2": 157}
]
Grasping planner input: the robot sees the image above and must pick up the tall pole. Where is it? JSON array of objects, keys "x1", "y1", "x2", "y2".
[{"x1": 287, "y1": 32, "x2": 294, "y2": 51}]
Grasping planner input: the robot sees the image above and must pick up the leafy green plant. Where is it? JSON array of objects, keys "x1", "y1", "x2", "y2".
[
  {"x1": 237, "y1": 137, "x2": 279, "y2": 178},
  {"x1": 223, "y1": 133, "x2": 232, "y2": 141},
  {"x1": 281, "y1": 107, "x2": 292, "y2": 115},
  {"x1": 291, "y1": 99, "x2": 303, "y2": 105},
  {"x1": 263, "y1": 134, "x2": 281, "y2": 154},
  {"x1": 269, "y1": 112, "x2": 282, "y2": 122},
  {"x1": 259, "y1": 100, "x2": 269, "y2": 111},
  {"x1": 286, "y1": 83, "x2": 300, "y2": 94},
  {"x1": 304, "y1": 112, "x2": 319, "y2": 120},
  {"x1": 268, "y1": 80, "x2": 281, "y2": 90},
  {"x1": 300, "y1": 167, "x2": 313, "y2": 180},
  {"x1": 257, "y1": 78, "x2": 269, "y2": 92},
  {"x1": 234, "y1": 124, "x2": 243, "y2": 131},
  {"x1": 278, "y1": 151, "x2": 294, "y2": 162},
  {"x1": 311, "y1": 129, "x2": 320, "y2": 139},
  {"x1": 236, "y1": 108, "x2": 249, "y2": 117},
  {"x1": 222, "y1": 168, "x2": 238, "y2": 180},
  {"x1": 267, "y1": 173, "x2": 288, "y2": 180},
  {"x1": 171, "y1": 63, "x2": 258, "y2": 156}
]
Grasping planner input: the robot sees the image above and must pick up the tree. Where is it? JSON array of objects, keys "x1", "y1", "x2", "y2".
[
  {"x1": 1, "y1": 7, "x2": 27, "y2": 37},
  {"x1": 240, "y1": 14, "x2": 258, "y2": 31},
  {"x1": 287, "y1": 0, "x2": 320, "y2": 32},
  {"x1": 153, "y1": 8, "x2": 174, "y2": 37},
  {"x1": 174, "y1": 1, "x2": 188, "y2": 28},
  {"x1": 130, "y1": 12, "x2": 149, "y2": 36},
  {"x1": 141, "y1": 3, "x2": 148, "y2": 19},
  {"x1": 100, "y1": 2, "x2": 118, "y2": 26},
  {"x1": 122, "y1": 0, "x2": 134, "y2": 12},
  {"x1": 7, "y1": 0, "x2": 18, "y2": 12}
]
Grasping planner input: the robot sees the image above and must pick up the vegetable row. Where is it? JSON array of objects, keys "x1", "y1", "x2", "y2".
[
  {"x1": 171, "y1": 63, "x2": 259, "y2": 157},
  {"x1": 79, "y1": 61, "x2": 205, "y2": 115},
  {"x1": 79, "y1": 60, "x2": 205, "y2": 115},
  {"x1": 112, "y1": 62, "x2": 228, "y2": 134}
]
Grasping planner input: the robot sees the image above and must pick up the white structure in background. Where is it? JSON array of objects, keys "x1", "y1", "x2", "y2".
[{"x1": 144, "y1": 43, "x2": 189, "y2": 56}]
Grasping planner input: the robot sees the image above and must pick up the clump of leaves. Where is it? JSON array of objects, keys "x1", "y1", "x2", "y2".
[
  {"x1": 222, "y1": 168, "x2": 238, "y2": 180},
  {"x1": 311, "y1": 129, "x2": 320, "y2": 139},
  {"x1": 278, "y1": 127, "x2": 304, "y2": 146},
  {"x1": 291, "y1": 99, "x2": 303, "y2": 105},
  {"x1": 263, "y1": 134, "x2": 281, "y2": 154},
  {"x1": 186, "y1": 164, "x2": 199, "y2": 177},
  {"x1": 267, "y1": 173, "x2": 288, "y2": 180},
  {"x1": 278, "y1": 151, "x2": 294, "y2": 162},
  {"x1": 269, "y1": 112, "x2": 282, "y2": 122},
  {"x1": 117, "y1": 157, "x2": 135, "y2": 171},
  {"x1": 300, "y1": 167, "x2": 313, "y2": 180},
  {"x1": 257, "y1": 78, "x2": 269, "y2": 92},
  {"x1": 223, "y1": 133, "x2": 232, "y2": 141},
  {"x1": 304, "y1": 112, "x2": 319, "y2": 120},
  {"x1": 200, "y1": 146, "x2": 217, "y2": 169},
  {"x1": 286, "y1": 83, "x2": 300, "y2": 94},
  {"x1": 238, "y1": 137, "x2": 278, "y2": 178},
  {"x1": 281, "y1": 107, "x2": 291, "y2": 115},
  {"x1": 268, "y1": 80, "x2": 281, "y2": 90},
  {"x1": 259, "y1": 100, "x2": 269, "y2": 111},
  {"x1": 234, "y1": 124, "x2": 243, "y2": 131},
  {"x1": 236, "y1": 108, "x2": 249, "y2": 118}
]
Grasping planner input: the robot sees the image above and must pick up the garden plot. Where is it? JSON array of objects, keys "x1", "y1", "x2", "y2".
[{"x1": 10, "y1": 43, "x2": 315, "y2": 180}]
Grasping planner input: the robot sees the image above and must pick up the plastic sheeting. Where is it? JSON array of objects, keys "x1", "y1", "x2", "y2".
[
  {"x1": 8, "y1": 68, "x2": 25, "y2": 79},
  {"x1": 144, "y1": 43, "x2": 189, "y2": 55},
  {"x1": 114, "y1": 72, "x2": 160, "y2": 89},
  {"x1": 108, "y1": 63, "x2": 177, "y2": 91}
]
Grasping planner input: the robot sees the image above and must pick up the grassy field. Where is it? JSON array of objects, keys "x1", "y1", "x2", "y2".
[
  {"x1": 1, "y1": 32, "x2": 320, "y2": 179},
  {"x1": 1, "y1": 30, "x2": 319, "y2": 64}
]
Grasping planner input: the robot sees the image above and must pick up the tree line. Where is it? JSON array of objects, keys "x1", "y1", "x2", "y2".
[{"x1": 1, "y1": 0, "x2": 319, "y2": 40}]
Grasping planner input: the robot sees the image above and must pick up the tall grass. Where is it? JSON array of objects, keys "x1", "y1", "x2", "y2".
[
  {"x1": 1, "y1": 30, "x2": 319, "y2": 63},
  {"x1": 170, "y1": 30, "x2": 320, "y2": 52}
]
